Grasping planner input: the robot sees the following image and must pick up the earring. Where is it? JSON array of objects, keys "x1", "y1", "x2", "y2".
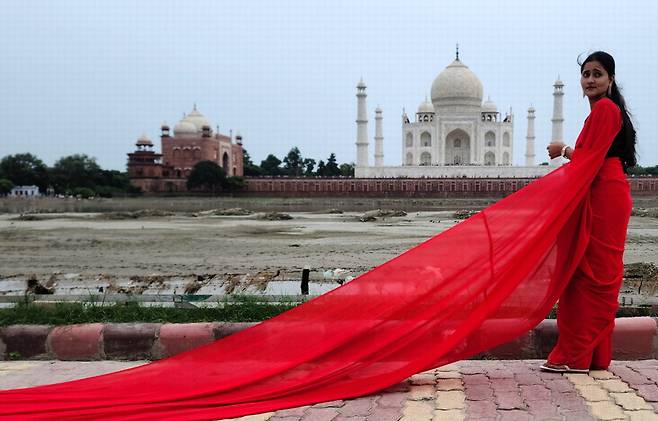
[
  {"x1": 583, "y1": 90, "x2": 586, "y2": 98},
  {"x1": 607, "y1": 84, "x2": 612, "y2": 96}
]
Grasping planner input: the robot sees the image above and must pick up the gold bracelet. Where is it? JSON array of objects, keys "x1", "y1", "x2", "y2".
[{"x1": 561, "y1": 145, "x2": 569, "y2": 157}]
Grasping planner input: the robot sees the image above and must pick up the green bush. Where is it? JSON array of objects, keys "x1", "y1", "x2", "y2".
[{"x1": 71, "y1": 187, "x2": 95, "y2": 199}]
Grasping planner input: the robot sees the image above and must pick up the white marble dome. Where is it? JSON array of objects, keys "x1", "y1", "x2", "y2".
[
  {"x1": 173, "y1": 120, "x2": 197, "y2": 136},
  {"x1": 431, "y1": 59, "x2": 483, "y2": 107},
  {"x1": 417, "y1": 99, "x2": 435, "y2": 114},
  {"x1": 481, "y1": 98, "x2": 498, "y2": 113},
  {"x1": 184, "y1": 108, "x2": 212, "y2": 131},
  {"x1": 136, "y1": 133, "x2": 152, "y2": 145}
]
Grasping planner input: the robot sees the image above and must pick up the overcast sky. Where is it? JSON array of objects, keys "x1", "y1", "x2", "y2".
[{"x1": 1, "y1": 0, "x2": 657, "y2": 170}]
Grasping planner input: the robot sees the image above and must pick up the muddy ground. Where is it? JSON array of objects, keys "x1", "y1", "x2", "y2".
[{"x1": 0, "y1": 197, "x2": 657, "y2": 297}]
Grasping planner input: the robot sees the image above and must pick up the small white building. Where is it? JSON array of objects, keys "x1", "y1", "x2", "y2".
[{"x1": 10, "y1": 185, "x2": 40, "y2": 197}]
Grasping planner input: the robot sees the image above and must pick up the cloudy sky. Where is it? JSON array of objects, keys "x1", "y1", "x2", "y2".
[{"x1": 1, "y1": 0, "x2": 656, "y2": 170}]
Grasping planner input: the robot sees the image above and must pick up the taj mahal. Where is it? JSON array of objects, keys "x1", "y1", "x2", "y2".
[{"x1": 355, "y1": 50, "x2": 564, "y2": 178}]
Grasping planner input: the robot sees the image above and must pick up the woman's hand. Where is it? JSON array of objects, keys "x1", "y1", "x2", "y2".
[{"x1": 547, "y1": 142, "x2": 568, "y2": 159}]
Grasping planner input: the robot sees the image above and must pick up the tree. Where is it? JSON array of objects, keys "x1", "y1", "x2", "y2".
[
  {"x1": 283, "y1": 147, "x2": 304, "y2": 177},
  {"x1": 225, "y1": 176, "x2": 246, "y2": 192},
  {"x1": 303, "y1": 158, "x2": 316, "y2": 177},
  {"x1": 316, "y1": 160, "x2": 326, "y2": 177},
  {"x1": 339, "y1": 163, "x2": 355, "y2": 177},
  {"x1": 628, "y1": 165, "x2": 658, "y2": 176},
  {"x1": 186, "y1": 161, "x2": 227, "y2": 193},
  {"x1": 0, "y1": 153, "x2": 49, "y2": 192},
  {"x1": 242, "y1": 149, "x2": 263, "y2": 177},
  {"x1": 51, "y1": 154, "x2": 102, "y2": 194},
  {"x1": 325, "y1": 153, "x2": 341, "y2": 177},
  {"x1": 260, "y1": 154, "x2": 282, "y2": 176},
  {"x1": 97, "y1": 170, "x2": 130, "y2": 190},
  {"x1": 0, "y1": 178, "x2": 13, "y2": 195}
]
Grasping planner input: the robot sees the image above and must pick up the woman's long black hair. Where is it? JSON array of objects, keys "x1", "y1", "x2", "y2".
[{"x1": 579, "y1": 51, "x2": 637, "y2": 171}]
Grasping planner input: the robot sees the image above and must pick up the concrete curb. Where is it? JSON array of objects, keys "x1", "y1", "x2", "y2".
[{"x1": 0, "y1": 318, "x2": 656, "y2": 361}]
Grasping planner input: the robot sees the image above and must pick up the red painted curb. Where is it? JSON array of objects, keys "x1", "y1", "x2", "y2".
[
  {"x1": 613, "y1": 317, "x2": 657, "y2": 360},
  {"x1": 1, "y1": 318, "x2": 656, "y2": 361},
  {"x1": 48, "y1": 324, "x2": 105, "y2": 361},
  {"x1": 213, "y1": 322, "x2": 257, "y2": 340},
  {"x1": 533, "y1": 319, "x2": 558, "y2": 358},
  {"x1": 153, "y1": 323, "x2": 216, "y2": 359},
  {"x1": 103, "y1": 323, "x2": 159, "y2": 360},
  {"x1": 0, "y1": 325, "x2": 52, "y2": 359}
]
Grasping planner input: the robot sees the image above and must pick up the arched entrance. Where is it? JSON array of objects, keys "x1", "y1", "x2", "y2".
[{"x1": 444, "y1": 129, "x2": 471, "y2": 165}]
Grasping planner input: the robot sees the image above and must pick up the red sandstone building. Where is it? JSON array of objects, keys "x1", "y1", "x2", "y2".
[{"x1": 127, "y1": 106, "x2": 244, "y2": 192}]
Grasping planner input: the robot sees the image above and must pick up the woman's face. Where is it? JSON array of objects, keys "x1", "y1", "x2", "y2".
[{"x1": 581, "y1": 60, "x2": 613, "y2": 101}]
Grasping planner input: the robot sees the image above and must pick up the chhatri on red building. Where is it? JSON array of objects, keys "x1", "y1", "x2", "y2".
[{"x1": 127, "y1": 106, "x2": 244, "y2": 193}]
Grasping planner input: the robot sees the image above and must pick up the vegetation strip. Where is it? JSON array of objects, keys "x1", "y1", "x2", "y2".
[
  {"x1": 3, "y1": 300, "x2": 658, "y2": 326},
  {"x1": 0, "y1": 300, "x2": 297, "y2": 326}
]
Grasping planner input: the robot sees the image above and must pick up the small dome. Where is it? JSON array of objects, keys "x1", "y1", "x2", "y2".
[
  {"x1": 528, "y1": 105, "x2": 536, "y2": 113},
  {"x1": 173, "y1": 120, "x2": 197, "y2": 136},
  {"x1": 136, "y1": 133, "x2": 152, "y2": 146},
  {"x1": 431, "y1": 59, "x2": 483, "y2": 107},
  {"x1": 375, "y1": 106, "x2": 382, "y2": 113},
  {"x1": 481, "y1": 97, "x2": 498, "y2": 113},
  {"x1": 137, "y1": 133, "x2": 153, "y2": 145},
  {"x1": 356, "y1": 78, "x2": 366, "y2": 89},
  {"x1": 417, "y1": 98, "x2": 435, "y2": 114},
  {"x1": 184, "y1": 107, "x2": 212, "y2": 131}
]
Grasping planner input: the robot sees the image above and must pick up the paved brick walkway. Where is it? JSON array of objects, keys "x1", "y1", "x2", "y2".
[{"x1": 2, "y1": 360, "x2": 658, "y2": 420}]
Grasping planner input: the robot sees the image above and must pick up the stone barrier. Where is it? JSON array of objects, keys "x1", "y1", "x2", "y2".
[{"x1": 0, "y1": 318, "x2": 656, "y2": 361}]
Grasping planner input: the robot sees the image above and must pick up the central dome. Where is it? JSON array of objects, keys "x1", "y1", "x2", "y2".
[
  {"x1": 430, "y1": 59, "x2": 483, "y2": 107},
  {"x1": 184, "y1": 108, "x2": 212, "y2": 131}
]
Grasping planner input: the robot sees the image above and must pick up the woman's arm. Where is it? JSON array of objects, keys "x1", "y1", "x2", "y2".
[{"x1": 547, "y1": 142, "x2": 573, "y2": 160}]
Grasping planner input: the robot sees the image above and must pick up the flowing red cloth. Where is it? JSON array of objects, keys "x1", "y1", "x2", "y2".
[
  {"x1": 547, "y1": 157, "x2": 632, "y2": 370},
  {"x1": 0, "y1": 99, "x2": 622, "y2": 420}
]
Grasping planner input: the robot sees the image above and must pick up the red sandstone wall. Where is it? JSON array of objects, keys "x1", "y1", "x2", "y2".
[
  {"x1": 241, "y1": 177, "x2": 658, "y2": 197},
  {"x1": 231, "y1": 144, "x2": 244, "y2": 176}
]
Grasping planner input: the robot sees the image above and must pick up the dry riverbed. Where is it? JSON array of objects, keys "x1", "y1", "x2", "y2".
[{"x1": 1, "y1": 197, "x2": 657, "y2": 297}]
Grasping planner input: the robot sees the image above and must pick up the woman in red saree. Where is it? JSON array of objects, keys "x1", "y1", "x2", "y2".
[
  {"x1": 541, "y1": 51, "x2": 636, "y2": 373},
  {"x1": 0, "y1": 51, "x2": 636, "y2": 420}
]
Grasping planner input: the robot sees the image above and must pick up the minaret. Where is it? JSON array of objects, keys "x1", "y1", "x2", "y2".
[
  {"x1": 551, "y1": 77, "x2": 564, "y2": 141},
  {"x1": 355, "y1": 78, "x2": 369, "y2": 168},
  {"x1": 551, "y1": 77, "x2": 564, "y2": 166},
  {"x1": 374, "y1": 106, "x2": 384, "y2": 167},
  {"x1": 525, "y1": 106, "x2": 536, "y2": 166}
]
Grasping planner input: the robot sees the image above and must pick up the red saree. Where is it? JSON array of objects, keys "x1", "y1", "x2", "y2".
[
  {"x1": 0, "y1": 99, "x2": 623, "y2": 420},
  {"x1": 547, "y1": 156, "x2": 632, "y2": 370}
]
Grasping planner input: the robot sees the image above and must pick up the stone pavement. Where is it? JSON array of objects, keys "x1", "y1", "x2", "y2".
[{"x1": 3, "y1": 361, "x2": 658, "y2": 420}]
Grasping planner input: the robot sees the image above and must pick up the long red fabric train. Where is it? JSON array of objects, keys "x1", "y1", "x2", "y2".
[{"x1": 0, "y1": 98, "x2": 622, "y2": 420}]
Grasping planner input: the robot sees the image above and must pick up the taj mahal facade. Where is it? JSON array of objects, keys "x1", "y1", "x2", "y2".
[{"x1": 355, "y1": 52, "x2": 563, "y2": 178}]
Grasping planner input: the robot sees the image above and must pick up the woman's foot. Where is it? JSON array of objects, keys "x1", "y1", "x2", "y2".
[{"x1": 540, "y1": 362, "x2": 589, "y2": 373}]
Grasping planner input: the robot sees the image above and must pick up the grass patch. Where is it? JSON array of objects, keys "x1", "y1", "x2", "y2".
[
  {"x1": 1, "y1": 299, "x2": 654, "y2": 326},
  {"x1": 0, "y1": 297, "x2": 299, "y2": 326}
]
